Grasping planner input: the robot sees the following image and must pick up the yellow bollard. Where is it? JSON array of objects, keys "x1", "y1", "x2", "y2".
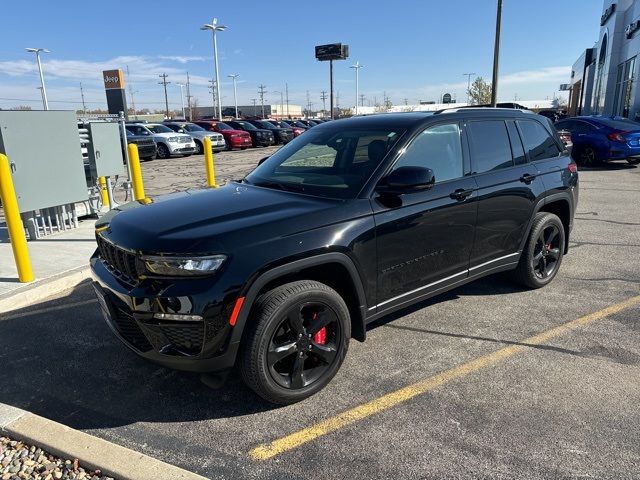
[
  {"x1": 98, "y1": 176, "x2": 110, "y2": 209},
  {"x1": 127, "y1": 143, "x2": 146, "y2": 201},
  {"x1": 0, "y1": 154, "x2": 34, "y2": 282},
  {"x1": 203, "y1": 137, "x2": 217, "y2": 188}
]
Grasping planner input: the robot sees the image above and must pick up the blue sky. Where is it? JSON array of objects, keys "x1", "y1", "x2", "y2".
[{"x1": 0, "y1": 0, "x2": 603, "y2": 111}]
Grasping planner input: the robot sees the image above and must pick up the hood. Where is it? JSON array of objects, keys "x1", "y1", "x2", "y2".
[
  {"x1": 219, "y1": 128, "x2": 249, "y2": 136},
  {"x1": 152, "y1": 132, "x2": 192, "y2": 140},
  {"x1": 102, "y1": 183, "x2": 342, "y2": 254}
]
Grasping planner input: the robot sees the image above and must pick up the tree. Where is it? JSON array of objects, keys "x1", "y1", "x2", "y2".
[
  {"x1": 468, "y1": 77, "x2": 493, "y2": 105},
  {"x1": 10, "y1": 105, "x2": 32, "y2": 111}
]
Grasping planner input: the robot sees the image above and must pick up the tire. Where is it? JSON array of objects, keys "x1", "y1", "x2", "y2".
[
  {"x1": 576, "y1": 146, "x2": 599, "y2": 166},
  {"x1": 225, "y1": 141, "x2": 232, "y2": 151},
  {"x1": 194, "y1": 140, "x2": 203, "y2": 155},
  {"x1": 512, "y1": 212, "x2": 565, "y2": 289},
  {"x1": 627, "y1": 158, "x2": 640, "y2": 165},
  {"x1": 182, "y1": 153, "x2": 192, "y2": 157},
  {"x1": 241, "y1": 147, "x2": 248, "y2": 150},
  {"x1": 239, "y1": 280, "x2": 351, "y2": 405},
  {"x1": 156, "y1": 143, "x2": 170, "y2": 159}
]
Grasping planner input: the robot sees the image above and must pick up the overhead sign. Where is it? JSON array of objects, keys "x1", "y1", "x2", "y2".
[
  {"x1": 315, "y1": 43, "x2": 349, "y2": 61},
  {"x1": 442, "y1": 93, "x2": 452, "y2": 104},
  {"x1": 103, "y1": 69, "x2": 125, "y2": 90},
  {"x1": 559, "y1": 84, "x2": 571, "y2": 91},
  {"x1": 600, "y1": 3, "x2": 616, "y2": 26}
]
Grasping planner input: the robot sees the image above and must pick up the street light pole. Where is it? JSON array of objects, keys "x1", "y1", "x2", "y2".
[
  {"x1": 228, "y1": 74, "x2": 239, "y2": 118},
  {"x1": 176, "y1": 83, "x2": 186, "y2": 119},
  {"x1": 26, "y1": 48, "x2": 50, "y2": 110},
  {"x1": 463, "y1": 72, "x2": 476, "y2": 105},
  {"x1": 201, "y1": 18, "x2": 227, "y2": 121},
  {"x1": 350, "y1": 61, "x2": 363, "y2": 115},
  {"x1": 490, "y1": 0, "x2": 503, "y2": 107}
]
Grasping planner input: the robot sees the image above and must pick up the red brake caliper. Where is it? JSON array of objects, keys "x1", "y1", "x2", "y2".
[{"x1": 312, "y1": 313, "x2": 327, "y2": 345}]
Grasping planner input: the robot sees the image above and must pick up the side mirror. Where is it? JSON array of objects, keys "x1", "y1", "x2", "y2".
[
  {"x1": 378, "y1": 166, "x2": 435, "y2": 194},
  {"x1": 258, "y1": 156, "x2": 269, "y2": 166}
]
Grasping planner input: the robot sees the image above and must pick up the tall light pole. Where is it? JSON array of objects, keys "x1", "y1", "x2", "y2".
[
  {"x1": 201, "y1": 18, "x2": 227, "y2": 121},
  {"x1": 463, "y1": 72, "x2": 476, "y2": 105},
  {"x1": 490, "y1": 0, "x2": 503, "y2": 107},
  {"x1": 350, "y1": 61, "x2": 363, "y2": 115},
  {"x1": 176, "y1": 83, "x2": 186, "y2": 119},
  {"x1": 228, "y1": 74, "x2": 239, "y2": 118},
  {"x1": 26, "y1": 48, "x2": 50, "y2": 110}
]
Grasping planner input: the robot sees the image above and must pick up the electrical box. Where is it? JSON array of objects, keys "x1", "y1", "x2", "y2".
[
  {"x1": 0, "y1": 111, "x2": 88, "y2": 213},
  {"x1": 86, "y1": 122, "x2": 124, "y2": 178}
]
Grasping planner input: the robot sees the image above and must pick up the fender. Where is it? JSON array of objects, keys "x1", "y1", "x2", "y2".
[
  {"x1": 229, "y1": 252, "x2": 369, "y2": 345},
  {"x1": 518, "y1": 191, "x2": 573, "y2": 252}
]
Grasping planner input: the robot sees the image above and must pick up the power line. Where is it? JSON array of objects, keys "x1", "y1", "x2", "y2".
[
  {"x1": 320, "y1": 90, "x2": 327, "y2": 115},
  {"x1": 463, "y1": 72, "x2": 476, "y2": 104},
  {"x1": 158, "y1": 73, "x2": 170, "y2": 117},
  {"x1": 258, "y1": 84, "x2": 267, "y2": 118}
]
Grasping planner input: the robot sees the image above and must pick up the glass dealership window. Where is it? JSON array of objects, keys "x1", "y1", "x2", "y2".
[{"x1": 613, "y1": 57, "x2": 636, "y2": 118}]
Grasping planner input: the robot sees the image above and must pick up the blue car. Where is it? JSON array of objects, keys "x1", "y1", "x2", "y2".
[{"x1": 555, "y1": 116, "x2": 640, "y2": 166}]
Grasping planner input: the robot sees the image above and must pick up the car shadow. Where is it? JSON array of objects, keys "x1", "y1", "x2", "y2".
[
  {"x1": 0, "y1": 272, "x2": 524, "y2": 431},
  {"x1": 578, "y1": 162, "x2": 637, "y2": 171},
  {"x1": 0, "y1": 283, "x2": 273, "y2": 431}
]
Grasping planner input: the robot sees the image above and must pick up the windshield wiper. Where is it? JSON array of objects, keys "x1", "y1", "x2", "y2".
[{"x1": 252, "y1": 180, "x2": 305, "y2": 193}]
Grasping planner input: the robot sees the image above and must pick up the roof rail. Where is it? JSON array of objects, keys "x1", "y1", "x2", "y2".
[{"x1": 434, "y1": 107, "x2": 534, "y2": 115}]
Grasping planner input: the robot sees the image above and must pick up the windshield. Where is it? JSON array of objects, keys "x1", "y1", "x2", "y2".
[
  {"x1": 233, "y1": 121, "x2": 258, "y2": 131},
  {"x1": 184, "y1": 123, "x2": 206, "y2": 132},
  {"x1": 245, "y1": 127, "x2": 405, "y2": 199},
  {"x1": 147, "y1": 124, "x2": 173, "y2": 134},
  {"x1": 215, "y1": 122, "x2": 233, "y2": 130},
  {"x1": 257, "y1": 120, "x2": 276, "y2": 129}
]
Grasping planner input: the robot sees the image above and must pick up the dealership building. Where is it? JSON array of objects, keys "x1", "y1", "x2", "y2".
[
  {"x1": 195, "y1": 104, "x2": 303, "y2": 119},
  {"x1": 568, "y1": 0, "x2": 640, "y2": 120}
]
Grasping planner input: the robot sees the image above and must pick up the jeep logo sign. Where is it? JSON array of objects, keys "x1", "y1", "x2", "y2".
[{"x1": 102, "y1": 69, "x2": 125, "y2": 89}]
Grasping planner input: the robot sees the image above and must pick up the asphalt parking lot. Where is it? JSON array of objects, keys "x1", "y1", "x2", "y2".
[{"x1": 1, "y1": 154, "x2": 639, "y2": 479}]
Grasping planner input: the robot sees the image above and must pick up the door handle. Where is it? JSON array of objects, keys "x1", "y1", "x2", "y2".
[
  {"x1": 519, "y1": 173, "x2": 536, "y2": 185},
  {"x1": 449, "y1": 188, "x2": 473, "y2": 201}
]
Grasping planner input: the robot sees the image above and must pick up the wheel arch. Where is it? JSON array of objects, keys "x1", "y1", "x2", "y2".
[
  {"x1": 522, "y1": 193, "x2": 572, "y2": 254},
  {"x1": 231, "y1": 253, "x2": 368, "y2": 345}
]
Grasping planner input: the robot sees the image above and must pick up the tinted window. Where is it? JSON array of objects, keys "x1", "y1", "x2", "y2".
[
  {"x1": 184, "y1": 124, "x2": 205, "y2": 132},
  {"x1": 147, "y1": 124, "x2": 173, "y2": 134},
  {"x1": 468, "y1": 120, "x2": 513, "y2": 173},
  {"x1": 506, "y1": 121, "x2": 527, "y2": 165},
  {"x1": 516, "y1": 120, "x2": 561, "y2": 161},
  {"x1": 245, "y1": 128, "x2": 404, "y2": 199},
  {"x1": 393, "y1": 123, "x2": 464, "y2": 183},
  {"x1": 597, "y1": 118, "x2": 640, "y2": 130}
]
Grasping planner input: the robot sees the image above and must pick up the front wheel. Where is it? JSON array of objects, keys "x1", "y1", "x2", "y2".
[
  {"x1": 239, "y1": 280, "x2": 350, "y2": 405},
  {"x1": 512, "y1": 212, "x2": 565, "y2": 289},
  {"x1": 576, "y1": 146, "x2": 599, "y2": 166},
  {"x1": 156, "y1": 143, "x2": 170, "y2": 159},
  {"x1": 627, "y1": 158, "x2": 640, "y2": 165},
  {"x1": 194, "y1": 140, "x2": 203, "y2": 155}
]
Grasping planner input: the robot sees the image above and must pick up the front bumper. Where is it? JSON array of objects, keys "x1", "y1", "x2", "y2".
[
  {"x1": 168, "y1": 143, "x2": 196, "y2": 155},
  {"x1": 253, "y1": 137, "x2": 274, "y2": 147},
  {"x1": 90, "y1": 254, "x2": 239, "y2": 372},
  {"x1": 229, "y1": 137, "x2": 252, "y2": 148}
]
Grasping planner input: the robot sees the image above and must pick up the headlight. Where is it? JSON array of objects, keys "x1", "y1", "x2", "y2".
[
  {"x1": 142, "y1": 254, "x2": 226, "y2": 276},
  {"x1": 167, "y1": 136, "x2": 181, "y2": 143}
]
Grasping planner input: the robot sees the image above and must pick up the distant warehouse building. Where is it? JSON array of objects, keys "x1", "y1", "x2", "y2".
[
  {"x1": 568, "y1": 0, "x2": 640, "y2": 120},
  {"x1": 195, "y1": 104, "x2": 303, "y2": 119}
]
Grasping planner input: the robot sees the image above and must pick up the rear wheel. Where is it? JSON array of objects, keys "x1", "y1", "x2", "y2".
[
  {"x1": 577, "y1": 146, "x2": 599, "y2": 166},
  {"x1": 239, "y1": 280, "x2": 350, "y2": 405},
  {"x1": 225, "y1": 141, "x2": 232, "y2": 151},
  {"x1": 512, "y1": 212, "x2": 565, "y2": 289}
]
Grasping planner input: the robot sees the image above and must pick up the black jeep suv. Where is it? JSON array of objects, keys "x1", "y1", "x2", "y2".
[{"x1": 91, "y1": 109, "x2": 578, "y2": 404}]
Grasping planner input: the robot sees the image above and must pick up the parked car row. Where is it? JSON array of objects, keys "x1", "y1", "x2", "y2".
[{"x1": 554, "y1": 115, "x2": 640, "y2": 166}]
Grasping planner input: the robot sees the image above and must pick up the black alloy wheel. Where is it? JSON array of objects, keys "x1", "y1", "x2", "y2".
[
  {"x1": 194, "y1": 140, "x2": 203, "y2": 154},
  {"x1": 156, "y1": 143, "x2": 170, "y2": 159},
  {"x1": 579, "y1": 146, "x2": 598, "y2": 166},
  {"x1": 240, "y1": 280, "x2": 350, "y2": 404},
  {"x1": 267, "y1": 302, "x2": 341, "y2": 389},
  {"x1": 531, "y1": 224, "x2": 562, "y2": 280},
  {"x1": 512, "y1": 212, "x2": 565, "y2": 289}
]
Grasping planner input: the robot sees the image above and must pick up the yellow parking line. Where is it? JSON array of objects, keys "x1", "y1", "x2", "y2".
[{"x1": 249, "y1": 294, "x2": 640, "y2": 461}]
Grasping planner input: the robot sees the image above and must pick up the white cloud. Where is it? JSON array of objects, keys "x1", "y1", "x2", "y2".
[{"x1": 157, "y1": 55, "x2": 206, "y2": 64}]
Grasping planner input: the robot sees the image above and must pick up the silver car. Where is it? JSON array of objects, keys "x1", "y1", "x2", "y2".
[{"x1": 164, "y1": 122, "x2": 227, "y2": 154}]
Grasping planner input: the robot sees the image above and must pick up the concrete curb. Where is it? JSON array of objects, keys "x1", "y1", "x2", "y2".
[
  {"x1": 2, "y1": 411, "x2": 209, "y2": 480},
  {"x1": 0, "y1": 265, "x2": 91, "y2": 314}
]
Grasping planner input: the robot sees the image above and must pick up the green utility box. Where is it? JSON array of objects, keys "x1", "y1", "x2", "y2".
[{"x1": 86, "y1": 122, "x2": 125, "y2": 179}]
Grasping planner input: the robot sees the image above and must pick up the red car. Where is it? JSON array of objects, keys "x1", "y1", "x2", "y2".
[{"x1": 194, "y1": 120, "x2": 252, "y2": 150}]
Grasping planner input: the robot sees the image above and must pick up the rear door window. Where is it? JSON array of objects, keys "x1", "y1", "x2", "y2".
[
  {"x1": 467, "y1": 120, "x2": 514, "y2": 173},
  {"x1": 516, "y1": 120, "x2": 561, "y2": 161}
]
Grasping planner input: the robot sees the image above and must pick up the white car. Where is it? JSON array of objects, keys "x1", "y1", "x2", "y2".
[
  {"x1": 126, "y1": 123, "x2": 196, "y2": 159},
  {"x1": 163, "y1": 122, "x2": 226, "y2": 154}
]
